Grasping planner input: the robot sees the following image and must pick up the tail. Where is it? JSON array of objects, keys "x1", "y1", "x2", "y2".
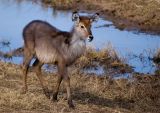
[{"x1": 0, "y1": 47, "x2": 24, "y2": 59}]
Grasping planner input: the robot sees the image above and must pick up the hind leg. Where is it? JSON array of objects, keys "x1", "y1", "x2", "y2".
[
  {"x1": 33, "y1": 59, "x2": 50, "y2": 98},
  {"x1": 21, "y1": 50, "x2": 33, "y2": 94}
]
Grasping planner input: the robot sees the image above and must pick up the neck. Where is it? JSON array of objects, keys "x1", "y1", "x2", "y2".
[
  {"x1": 62, "y1": 26, "x2": 86, "y2": 65},
  {"x1": 70, "y1": 26, "x2": 85, "y2": 45}
]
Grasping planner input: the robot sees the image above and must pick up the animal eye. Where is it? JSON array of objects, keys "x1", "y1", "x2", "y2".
[{"x1": 81, "y1": 25, "x2": 84, "y2": 28}]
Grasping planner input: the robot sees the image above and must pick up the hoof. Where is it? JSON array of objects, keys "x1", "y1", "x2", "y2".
[
  {"x1": 51, "y1": 92, "x2": 58, "y2": 102},
  {"x1": 43, "y1": 88, "x2": 51, "y2": 99},
  {"x1": 68, "y1": 99, "x2": 75, "y2": 109}
]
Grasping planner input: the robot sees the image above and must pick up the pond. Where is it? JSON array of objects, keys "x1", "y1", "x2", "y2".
[{"x1": 0, "y1": 0, "x2": 160, "y2": 75}]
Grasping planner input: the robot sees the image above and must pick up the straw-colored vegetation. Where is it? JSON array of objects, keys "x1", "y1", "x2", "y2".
[
  {"x1": 74, "y1": 45, "x2": 133, "y2": 75},
  {"x1": 0, "y1": 44, "x2": 159, "y2": 113},
  {"x1": 76, "y1": 45, "x2": 121, "y2": 68},
  {"x1": 0, "y1": 60, "x2": 159, "y2": 113}
]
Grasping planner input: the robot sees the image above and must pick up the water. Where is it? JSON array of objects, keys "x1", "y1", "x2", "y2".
[{"x1": 0, "y1": 0, "x2": 160, "y2": 74}]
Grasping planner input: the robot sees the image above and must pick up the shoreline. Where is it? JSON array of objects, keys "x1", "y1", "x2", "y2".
[
  {"x1": 0, "y1": 1, "x2": 160, "y2": 112},
  {"x1": 42, "y1": 0, "x2": 160, "y2": 35}
]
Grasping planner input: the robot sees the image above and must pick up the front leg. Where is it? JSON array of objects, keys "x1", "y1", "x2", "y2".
[
  {"x1": 63, "y1": 75, "x2": 74, "y2": 108},
  {"x1": 52, "y1": 57, "x2": 74, "y2": 108},
  {"x1": 52, "y1": 75, "x2": 63, "y2": 101}
]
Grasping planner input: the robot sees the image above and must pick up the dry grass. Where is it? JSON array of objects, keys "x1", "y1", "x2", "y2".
[
  {"x1": 0, "y1": 60, "x2": 159, "y2": 113},
  {"x1": 74, "y1": 45, "x2": 132, "y2": 75},
  {"x1": 0, "y1": 41, "x2": 158, "y2": 113},
  {"x1": 75, "y1": 44, "x2": 120, "y2": 68}
]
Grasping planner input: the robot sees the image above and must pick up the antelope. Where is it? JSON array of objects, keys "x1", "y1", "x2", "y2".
[{"x1": 21, "y1": 12, "x2": 99, "y2": 108}]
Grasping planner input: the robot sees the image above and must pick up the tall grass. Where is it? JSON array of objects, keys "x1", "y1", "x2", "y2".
[{"x1": 75, "y1": 44, "x2": 122, "y2": 68}]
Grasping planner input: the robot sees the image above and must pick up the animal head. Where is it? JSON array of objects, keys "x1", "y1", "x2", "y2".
[{"x1": 72, "y1": 11, "x2": 99, "y2": 42}]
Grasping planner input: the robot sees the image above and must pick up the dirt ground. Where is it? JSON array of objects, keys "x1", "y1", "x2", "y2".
[
  {"x1": 0, "y1": 1, "x2": 160, "y2": 112},
  {"x1": 43, "y1": 0, "x2": 160, "y2": 34},
  {"x1": 0, "y1": 60, "x2": 159, "y2": 113}
]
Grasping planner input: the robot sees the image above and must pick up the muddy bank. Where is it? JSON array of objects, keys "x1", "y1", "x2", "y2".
[
  {"x1": 0, "y1": 61, "x2": 160, "y2": 113},
  {"x1": 43, "y1": 0, "x2": 160, "y2": 34}
]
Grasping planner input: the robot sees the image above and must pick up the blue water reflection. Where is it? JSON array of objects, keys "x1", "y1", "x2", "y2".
[{"x1": 0, "y1": 0, "x2": 159, "y2": 74}]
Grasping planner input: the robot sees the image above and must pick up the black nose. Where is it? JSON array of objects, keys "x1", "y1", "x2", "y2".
[{"x1": 88, "y1": 35, "x2": 94, "y2": 42}]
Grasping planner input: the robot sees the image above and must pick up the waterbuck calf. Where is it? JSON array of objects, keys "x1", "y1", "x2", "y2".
[{"x1": 21, "y1": 12, "x2": 99, "y2": 108}]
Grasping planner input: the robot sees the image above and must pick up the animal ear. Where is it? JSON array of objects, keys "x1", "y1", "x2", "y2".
[
  {"x1": 90, "y1": 13, "x2": 99, "y2": 22},
  {"x1": 72, "y1": 11, "x2": 80, "y2": 23}
]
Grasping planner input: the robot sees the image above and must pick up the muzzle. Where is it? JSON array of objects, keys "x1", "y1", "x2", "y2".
[{"x1": 87, "y1": 35, "x2": 94, "y2": 42}]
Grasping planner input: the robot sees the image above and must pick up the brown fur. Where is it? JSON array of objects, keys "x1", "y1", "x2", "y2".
[{"x1": 21, "y1": 13, "x2": 98, "y2": 108}]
